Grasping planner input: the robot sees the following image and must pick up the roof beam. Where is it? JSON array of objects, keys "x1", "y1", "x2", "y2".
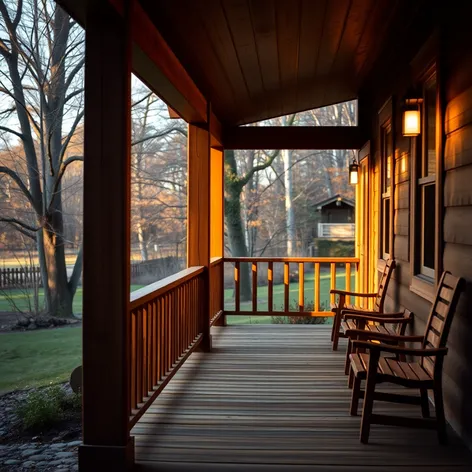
[{"x1": 223, "y1": 126, "x2": 367, "y2": 150}]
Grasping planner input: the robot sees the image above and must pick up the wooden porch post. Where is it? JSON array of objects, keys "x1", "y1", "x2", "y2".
[
  {"x1": 79, "y1": 1, "x2": 133, "y2": 470},
  {"x1": 210, "y1": 147, "x2": 225, "y2": 326},
  {"x1": 188, "y1": 122, "x2": 212, "y2": 351}
]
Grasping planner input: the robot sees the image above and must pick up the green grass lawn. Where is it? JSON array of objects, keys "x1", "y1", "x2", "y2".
[
  {"x1": 0, "y1": 326, "x2": 82, "y2": 393},
  {"x1": 0, "y1": 285, "x2": 144, "y2": 314}
]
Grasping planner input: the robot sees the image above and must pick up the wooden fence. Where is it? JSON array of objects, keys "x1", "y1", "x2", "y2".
[{"x1": 0, "y1": 266, "x2": 42, "y2": 289}]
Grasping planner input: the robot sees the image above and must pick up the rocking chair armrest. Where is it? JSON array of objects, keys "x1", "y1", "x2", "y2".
[
  {"x1": 351, "y1": 340, "x2": 448, "y2": 358},
  {"x1": 330, "y1": 289, "x2": 377, "y2": 297},
  {"x1": 342, "y1": 312, "x2": 412, "y2": 324},
  {"x1": 345, "y1": 329, "x2": 424, "y2": 343}
]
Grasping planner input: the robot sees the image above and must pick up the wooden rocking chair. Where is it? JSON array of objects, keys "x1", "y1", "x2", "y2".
[
  {"x1": 330, "y1": 259, "x2": 396, "y2": 350},
  {"x1": 348, "y1": 271, "x2": 464, "y2": 444}
]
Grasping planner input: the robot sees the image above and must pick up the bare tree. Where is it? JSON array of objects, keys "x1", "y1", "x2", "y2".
[{"x1": 0, "y1": 0, "x2": 84, "y2": 317}]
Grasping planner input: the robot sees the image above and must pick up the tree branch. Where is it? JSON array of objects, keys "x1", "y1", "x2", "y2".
[
  {"x1": 239, "y1": 149, "x2": 281, "y2": 187},
  {"x1": 0, "y1": 217, "x2": 39, "y2": 233},
  {"x1": 131, "y1": 126, "x2": 187, "y2": 146},
  {"x1": 0, "y1": 166, "x2": 37, "y2": 211},
  {"x1": 0, "y1": 125, "x2": 24, "y2": 140},
  {"x1": 48, "y1": 155, "x2": 83, "y2": 211}
]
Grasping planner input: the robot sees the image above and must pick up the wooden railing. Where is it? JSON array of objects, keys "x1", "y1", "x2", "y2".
[
  {"x1": 210, "y1": 257, "x2": 224, "y2": 325},
  {"x1": 224, "y1": 257, "x2": 359, "y2": 317},
  {"x1": 128, "y1": 266, "x2": 205, "y2": 427}
]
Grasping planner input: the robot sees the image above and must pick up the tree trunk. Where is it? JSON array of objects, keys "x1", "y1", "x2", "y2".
[
  {"x1": 224, "y1": 150, "x2": 251, "y2": 301},
  {"x1": 137, "y1": 220, "x2": 149, "y2": 261},
  {"x1": 283, "y1": 148, "x2": 295, "y2": 256}
]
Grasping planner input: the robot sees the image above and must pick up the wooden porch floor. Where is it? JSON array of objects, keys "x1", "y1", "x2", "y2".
[{"x1": 133, "y1": 325, "x2": 472, "y2": 471}]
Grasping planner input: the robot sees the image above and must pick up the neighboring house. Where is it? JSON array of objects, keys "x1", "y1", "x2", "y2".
[{"x1": 314, "y1": 194, "x2": 355, "y2": 240}]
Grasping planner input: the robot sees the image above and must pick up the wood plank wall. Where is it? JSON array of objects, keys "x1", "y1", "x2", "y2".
[{"x1": 364, "y1": 5, "x2": 472, "y2": 448}]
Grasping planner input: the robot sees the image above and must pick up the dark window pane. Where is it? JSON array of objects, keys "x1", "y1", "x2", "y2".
[
  {"x1": 384, "y1": 198, "x2": 390, "y2": 255},
  {"x1": 382, "y1": 126, "x2": 392, "y2": 191},
  {"x1": 424, "y1": 73, "x2": 437, "y2": 177},
  {"x1": 422, "y1": 184, "x2": 435, "y2": 270}
]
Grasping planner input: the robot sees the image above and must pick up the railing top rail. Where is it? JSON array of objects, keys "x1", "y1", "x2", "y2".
[
  {"x1": 130, "y1": 265, "x2": 204, "y2": 310},
  {"x1": 223, "y1": 257, "x2": 359, "y2": 263},
  {"x1": 210, "y1": 256, "x2": 224, "y2": 267},
  {"x1": 318, "y1": 223, "x2": 356, "y2": 226}
]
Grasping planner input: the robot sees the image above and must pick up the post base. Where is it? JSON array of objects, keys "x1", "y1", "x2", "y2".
[{"x1": 79, "y1": 437, "x2": 135, "y2": 472}]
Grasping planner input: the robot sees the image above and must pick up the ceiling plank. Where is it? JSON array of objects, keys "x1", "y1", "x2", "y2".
[
  {"x1": 297, "y1": 0, "x2": 328, "y2": 109},
  {"x1": 315, "y1": 0, "x2": 352, "y2": 78},
  {"x1": 223, "y1": 126, "x2": 366, "y2": 150},
  {"x1": 222, "y1": 0, "x2": 266, "y2": 109},
  {"x1": 275, "y1": 0, "x2": 301, "y2": 116},
  {"x1": 249, "y1": 0, "x2": 282, "y2": 118}
]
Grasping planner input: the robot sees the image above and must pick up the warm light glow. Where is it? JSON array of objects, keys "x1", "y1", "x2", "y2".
[
  {"x1": 403, "y1": 109, "x2": 420, "y2": 136},
  {"x1": 349, "y1": 166, "x2": 358, "y2": 184},
  {"x1": 401, "y1": 154, "x2": 407, "y2": 173}
]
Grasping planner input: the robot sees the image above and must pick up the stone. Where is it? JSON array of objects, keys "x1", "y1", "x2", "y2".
[
  {"x1": 50, "y1": 443, "x2": 68, "y2": 449},
  {"x1": 66, "y1": 440, "x2": 82, "y2": 447},
  {"x1": 56, "y1": 451, "x2": 75, "y2": 458},
  {"x1": 4, "y1": 459, "x2": 21, "y2": 465},
  {"x1": 48, "y1": 459, "x2": 64, "y2": 466},
  {"x1": 23, "y1": 460, "x2": 36, "y2": 467},
  {"x1": 29, "y1": 454, "x2": 51, "y2": 461},
  {"x1": 22, "y1": 448, "x2": 39, "y2": 457}
]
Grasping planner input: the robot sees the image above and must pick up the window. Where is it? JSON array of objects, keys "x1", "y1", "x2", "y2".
[
  {"x1": 417, "y1": 70, "x2": 437, "y2": 279},
  {"x1": 381, "y1": 122, "x2": 393, "y2": 259}
]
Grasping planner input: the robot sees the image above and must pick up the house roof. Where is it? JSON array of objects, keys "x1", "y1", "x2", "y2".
[{"x1": 314, "y1": 194, "x2": 355, "y2": 210}]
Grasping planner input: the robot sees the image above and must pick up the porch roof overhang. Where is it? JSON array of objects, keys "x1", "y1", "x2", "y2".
[{"x1": 58, "y1": 0, "x2": 426, "y2": 135}]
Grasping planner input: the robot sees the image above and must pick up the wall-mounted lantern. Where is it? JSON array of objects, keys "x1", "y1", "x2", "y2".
[
  {"x1": 349, "y1": 158, "x2": 359, "y2": 185},
  {"x1": 402, "y1": 98, "x2": 423, "y2": 137}
]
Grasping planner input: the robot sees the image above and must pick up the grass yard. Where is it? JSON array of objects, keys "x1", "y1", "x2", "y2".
[
  {"x1": 0, "y1": 326, "x2": 82, "y2": 393},
  {"x1": 0, "y1": 285, "x2": 144, "y2": 315}
]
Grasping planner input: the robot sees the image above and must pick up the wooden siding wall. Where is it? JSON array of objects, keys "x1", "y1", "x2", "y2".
[{"x1": 364, "y1": 6, "x2": 472, "y2": 447}]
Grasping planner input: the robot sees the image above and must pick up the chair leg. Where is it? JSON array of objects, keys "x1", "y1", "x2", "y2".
[
  {"x1": 332, "y1": 311, "x2": 342, "y2": 351},
  {"x1": 350, "y1": 376, "x2": 361, "y2": 416},
  {"x1": 433, "y1": 383, "x2": 448, "y2": 445},
  {"x1": 360, "y1": 351, "x2": 379, "y2": 444},
  {"x1": 344, "y1": 338, "x2": 352, "y2": 375},
  {"x1": 420, "y1": 388, "x2": 430, "y2": 419},
  {"x1": 348, "y1": 366, "x2": 355, "y2": 388}
]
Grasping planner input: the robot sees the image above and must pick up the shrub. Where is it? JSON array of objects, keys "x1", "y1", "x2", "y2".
[
  {"x1": 16, "y1": 384, "x2": 81, "y2": 431},
  {"x1": 271, "y1": 301, "x2": 328, "y2": 325}
]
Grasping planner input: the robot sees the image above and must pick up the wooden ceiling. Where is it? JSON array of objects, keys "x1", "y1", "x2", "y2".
[{"x1": 138, "y1": 0, "x2": 407, "y2": 125}]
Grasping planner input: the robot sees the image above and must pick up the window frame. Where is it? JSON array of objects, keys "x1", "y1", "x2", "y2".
[
  {"x1": 378, "y1": 97, "x2": 394, "y2": 263},
  {"x1": 409, "y1": 52, "x2": 444, "y2": 301}
]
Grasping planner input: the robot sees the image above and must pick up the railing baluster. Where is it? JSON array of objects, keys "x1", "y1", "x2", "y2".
[
  {"x1": 299, "y1": 262, "x2": 304, "y2": 312},
  {"x1": 137, "y1": 308, "x2": 143, "y2": 404},
  {"x1": 330, "y1": 263, "x2": 336, "y2": 305},
  {"x1": 268, "y1": 262, "x2": 273, "y2": 312},
  {"x1": 130, "y1": 311, "x2": 136, "y2": 412},
  {"x1": 235, "y1": 262, "x2": 240, "y2": 312},
  {"x1": 252, "y1": 262, "x2": 258, "y2": 312},
  {"x1": 314, "y1": 262, "x2": 320, "y2": 312},
  {"x1": 284, "y1": 262, "x2": 289, "y2": 312},
  {"x1": 152, "y1": 300, "x2": 157, "y2": 388},
  {"x1": 147, "y1": 302, "x2": 152, "y2": 393},
  {"x1": 346, "y1": 263, "x2": 352, "y2": 305}
]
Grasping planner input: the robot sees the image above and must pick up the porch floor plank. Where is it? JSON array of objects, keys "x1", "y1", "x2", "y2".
[{"x1": 133, "y1": 325, "x2": 472, "y2": 471}]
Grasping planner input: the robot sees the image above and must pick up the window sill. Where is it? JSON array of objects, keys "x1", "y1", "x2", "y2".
[{"x1": 410, "y1": 275, "x2": 435, "y2": 303}]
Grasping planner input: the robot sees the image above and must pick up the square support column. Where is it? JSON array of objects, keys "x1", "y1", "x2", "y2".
[
  {"x1": 188, "y1": 123, "x2": 212, "y2": 351},
  {"x1": 79, "y1": 1, "x2": 134, "y2": 470},
  {"x1": 210, "y1": 147, "x2": 225, "y2": 326}
]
